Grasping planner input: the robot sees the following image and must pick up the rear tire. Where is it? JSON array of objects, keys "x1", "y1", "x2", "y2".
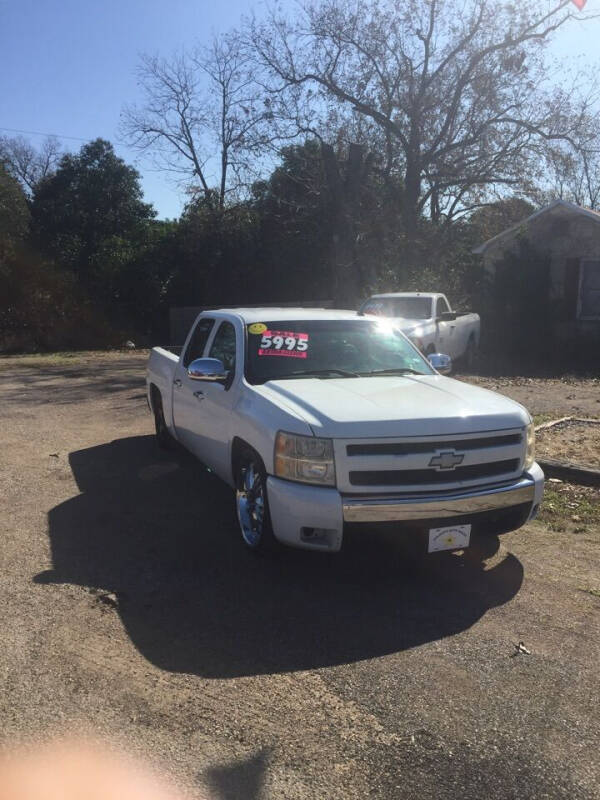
[
  {"x1": 152, "y1": 390, "x2": 173, "y2": 450},
  {"x1": 463, "y1": 336, "x2": 477, "y2": 372},
  {"x1": 235, "y1": 449, "x2": 279, "y2": 554}
]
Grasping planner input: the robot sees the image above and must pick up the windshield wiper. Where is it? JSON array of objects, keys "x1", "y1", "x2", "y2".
[
  {"x1": 361, "y1": 368, "x2": 424, "y2": 376},
  {"x1": 267, "y1": 368, "x2": 360, "y2": 380}
]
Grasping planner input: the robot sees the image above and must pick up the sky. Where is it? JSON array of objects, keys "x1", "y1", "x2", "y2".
[{"x1": 1, "y1": 0, "x2": 599, "y2": 219}]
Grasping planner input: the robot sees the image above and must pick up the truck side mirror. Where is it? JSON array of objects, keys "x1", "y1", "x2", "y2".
[
  {"x1": 187, "y1": 358, "x2": 228, "y2": 382},
  {"x1": 428, "y1": 353, "x2": 452, "y2": 375}
]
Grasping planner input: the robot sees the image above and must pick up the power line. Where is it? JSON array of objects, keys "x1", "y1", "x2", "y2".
[{"x1": 0, "y1": 126, "x2": 89, "y2": 142}]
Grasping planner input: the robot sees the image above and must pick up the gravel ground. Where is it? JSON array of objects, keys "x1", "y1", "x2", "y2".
[
  {"x1": 536, "y1": 420, "x2": 600, "y2": 469},
  {"x1": 457, "y1": 373, "x2": 600, "y2": 418},
  {"x1": 1, "y1": 353, "x2": 599, "y2": 799}
]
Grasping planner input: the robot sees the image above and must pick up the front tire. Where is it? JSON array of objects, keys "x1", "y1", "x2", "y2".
[{"x1": 235, "y1": 450, "x2": 278, "y2": 553}]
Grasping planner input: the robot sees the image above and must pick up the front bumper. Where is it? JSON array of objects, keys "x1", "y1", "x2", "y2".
[
  {"x1": 343, "y1": 470, "x2": 541, "y2": 523},
  {"x1": 267, "y1": 462, "x2": 544, "y2": 552}
]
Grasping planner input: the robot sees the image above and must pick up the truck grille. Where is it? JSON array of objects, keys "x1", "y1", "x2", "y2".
[
  {"x1": 349, "y1": 459, "x2": 519, "y2": 486},
  {"x1": 346, "y1": 433, "x2": 521, "y2": 457},
  {"x1": 335, "y1": 428, "x2": 525, "y2": 494}
]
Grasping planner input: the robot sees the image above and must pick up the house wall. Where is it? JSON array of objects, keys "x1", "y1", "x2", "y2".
[{"x1": 482, "y1": 208, "x2": 600, "y2": 341}]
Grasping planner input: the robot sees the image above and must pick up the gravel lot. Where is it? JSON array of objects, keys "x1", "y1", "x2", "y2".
[
  {"x1": 536, "y1": 420, "x2": 600, "y2": 469},
  {"x1": 1, "y1": 352, "x2": 599, "y2": 799}
]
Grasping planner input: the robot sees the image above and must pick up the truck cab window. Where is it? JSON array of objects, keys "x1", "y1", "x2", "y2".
[
  {"x1": 437, "y1": 297, "x2": 450, "y2": 317},
  {"x1": 209, "y1": 321, "x2": 236, "y2": 372},
  {"x1": 183, "y1": 318, "x2": 215, "y2": 367}
]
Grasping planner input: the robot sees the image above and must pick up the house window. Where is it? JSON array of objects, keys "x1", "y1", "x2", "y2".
[{"x1": 578, "y1": 260, "x2": 600, "y2": 319}]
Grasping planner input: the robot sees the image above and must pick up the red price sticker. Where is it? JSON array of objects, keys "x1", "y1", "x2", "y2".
[{"x1": 258, "y1": 330, "x2": 309, "y2": 358}]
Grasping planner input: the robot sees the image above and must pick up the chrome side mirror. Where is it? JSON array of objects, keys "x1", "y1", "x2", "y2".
[
  {"x1": 428, "y1": 353, "x2": 452, "y2": 375},
  {"x1": 187, "y1": 357, "x2": 228, "y2": 382}
]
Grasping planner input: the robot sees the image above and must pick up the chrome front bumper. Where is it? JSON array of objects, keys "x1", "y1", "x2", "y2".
[{"x1": 342, "y1": 472, "x2": 541, "y2": 523}]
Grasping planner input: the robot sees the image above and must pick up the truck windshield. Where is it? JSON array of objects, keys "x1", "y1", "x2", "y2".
[
  {"x1": 245, "y1": 319, "x2": 434, "y2": 384},
  {"x1": 361, "y1": 297, "x2": 432, "y2": 319}
]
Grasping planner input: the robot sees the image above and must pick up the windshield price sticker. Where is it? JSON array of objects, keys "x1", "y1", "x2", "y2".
[{"x1": 258, "y1": 330, "x2": 309, "y2": 358}]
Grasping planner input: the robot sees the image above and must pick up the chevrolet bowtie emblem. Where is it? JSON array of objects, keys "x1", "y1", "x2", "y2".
[{"x1": 428, "y1": 450, "x2": 465, "y2": 470}]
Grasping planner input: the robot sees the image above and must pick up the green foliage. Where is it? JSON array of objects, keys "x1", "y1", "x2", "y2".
[
  {"x1": 0, "y1": 164, "x2": 30, "y2": 261},
  {"x1": 0, "y1": 133, "x2": 552, "y2": 353},
  {"x1": 30, "y1": 139, "x2": 155, "y2": 301},
  {"x1": 169, "y1": 202, "x2": 261, "y2": 307},
  {"x1": 0, "y1": 246, "x2": 117, "y2": 352},
  {"x1": 252, "y1": 141, "x2": 333, "y2": 300}
]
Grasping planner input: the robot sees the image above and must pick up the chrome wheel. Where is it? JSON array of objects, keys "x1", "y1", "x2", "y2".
[{"x1": 237, "y1": 461, "x2": 266, "y2": 548}]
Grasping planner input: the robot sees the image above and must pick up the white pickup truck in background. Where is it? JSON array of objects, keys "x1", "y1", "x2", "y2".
[
  {"x1": 146, "y1": 307, "x2": 543, "y2": 555},
  {"x1": 359, "y1": 292, "x2": 480, "y2": 367}
]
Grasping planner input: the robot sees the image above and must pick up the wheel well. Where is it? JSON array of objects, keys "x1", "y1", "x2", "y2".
[
  {"x1": 231, "y1": 438, "x2": 266, "y2": 485},
  {"x1": 149, "y1": 383, "x2": 161, "y2": 413}
]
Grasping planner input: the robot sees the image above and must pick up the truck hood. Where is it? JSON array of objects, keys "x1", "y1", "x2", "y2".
[
  {"x1": 364, "y1": 314, "x2": 430, "y2": 333},
  {"x1": 254, "y1": 375, "x2": 529, "y2": 438},
  {"x1": 389, "y1": 317, "x2": 432, "y2": 335}
]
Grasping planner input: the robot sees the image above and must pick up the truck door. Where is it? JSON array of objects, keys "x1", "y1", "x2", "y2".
[
  {"x1": 435, "y1": 296, "x2": 456, "y2": 357},
  {"x1": 174, "y1": 319, "x2": 239, "y2": 482},
  {"x1": 172, "y1": 315, "x2": 216, "y2": 455}
]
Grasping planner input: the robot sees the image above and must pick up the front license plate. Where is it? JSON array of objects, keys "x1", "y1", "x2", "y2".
[{"x1": 428, "y1": 524, "x2": 471, "y2": 553}]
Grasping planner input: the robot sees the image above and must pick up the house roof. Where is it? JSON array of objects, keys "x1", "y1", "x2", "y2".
[{"x1": 473, "y1": 199, "x2": 600, "y2": 254}]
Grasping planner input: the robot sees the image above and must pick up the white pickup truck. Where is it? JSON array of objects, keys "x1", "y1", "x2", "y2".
[
  {"x1": 146, "y1": 307, "x2": 543, "y2": 554},
  {"x1": 359, "y1": 292, "x2": 480, "y2": 366}
]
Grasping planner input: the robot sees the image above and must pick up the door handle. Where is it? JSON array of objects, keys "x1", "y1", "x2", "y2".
[
  {"x1": 193, "y1": 390, "x2": 205, "y2": 401},
  {"x1": 173, "y1": 378, "x2": 182, "y2": 388}
]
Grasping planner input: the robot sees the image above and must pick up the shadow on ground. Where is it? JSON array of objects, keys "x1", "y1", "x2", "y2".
[
  {"x1": 202, "y1": 749, "x2": 269, "y2": 800},
  {"x1": 38, "y1": 435, "x2": 523, "y2": 678},
  {"x1": 0, "y1": 361, "x2": 146, "y2": 405}
]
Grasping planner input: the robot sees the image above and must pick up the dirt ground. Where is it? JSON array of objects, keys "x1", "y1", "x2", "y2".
[
  {"x1": 455, "y1": 373, "x2": 600, "y2": 418},
  {"x1": 535, "y1": 420, "x2": 600, "y2": 469},
  {"x1": 1, "y1": 352, "x2": 599, "y2": 799}
]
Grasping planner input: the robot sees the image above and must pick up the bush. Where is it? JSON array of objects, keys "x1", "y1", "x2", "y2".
[{"x1": 0, "y1": 247, "x2": 119, "y2": 352}]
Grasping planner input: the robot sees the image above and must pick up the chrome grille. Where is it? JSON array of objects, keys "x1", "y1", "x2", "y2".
[
  {"x1": 349, "y1": 459, "x2": 519, "y2": 486},
  {"x1": 335, "y1": 428, "x2": 525, "y2": 494},
  {"x1": 346, "y1": 432, "x2": 521, "y2": 457}
]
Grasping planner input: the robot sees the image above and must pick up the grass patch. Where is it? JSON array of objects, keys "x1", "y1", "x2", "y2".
[
  {"x1": 539, "y1": 484, "x2": 600, "y2": 527},
  {"x1": 579, "y1": 587, "x2": 600, "y2": 599},
  {"x1": 0, "y1": 350, "x2": 147, "y2": 369}
]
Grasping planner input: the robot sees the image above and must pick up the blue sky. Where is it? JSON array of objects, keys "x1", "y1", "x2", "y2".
[{"x1": 1, "y1": 0, "x2": 599, "y2": 219}]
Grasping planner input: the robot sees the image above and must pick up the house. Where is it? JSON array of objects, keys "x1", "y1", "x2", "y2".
[{"x1": 474, "y1": 200, "x2": 600, "y2": 344}]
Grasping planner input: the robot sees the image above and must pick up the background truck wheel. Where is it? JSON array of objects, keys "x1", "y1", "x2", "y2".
[
  {"x1": 235, "y1": 449, "x2": 278, "y2": 553},
  {"x1": 151, "y1": 389, "x2": 173, "y2": 450}
]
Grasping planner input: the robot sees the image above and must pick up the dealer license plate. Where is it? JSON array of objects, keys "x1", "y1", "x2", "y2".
[{"x1": 428, "y1": 524, "x2": 471, "y2": 553}]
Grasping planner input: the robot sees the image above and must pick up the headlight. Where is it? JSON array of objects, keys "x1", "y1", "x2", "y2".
[
  {"x1": 274, "y1": 431, "x2": 336, "y2": 486},
  {"x1": 524, "y1": 422, "x2": 535, "y2": 469}
]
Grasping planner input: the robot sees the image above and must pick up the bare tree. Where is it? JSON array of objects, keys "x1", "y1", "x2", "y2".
[
  {"x1": 542, "y1": 107, "x2": 600, "y2": 209},
  {"x1": 250, "y1": 0, "x2": 598, "y2": 235},
  {"x1": 122, "y1": 32, "x2": 273, "y2": 209},
  {"x1": 0, "y1": 135, "x2": 62, "y2": 195}
]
